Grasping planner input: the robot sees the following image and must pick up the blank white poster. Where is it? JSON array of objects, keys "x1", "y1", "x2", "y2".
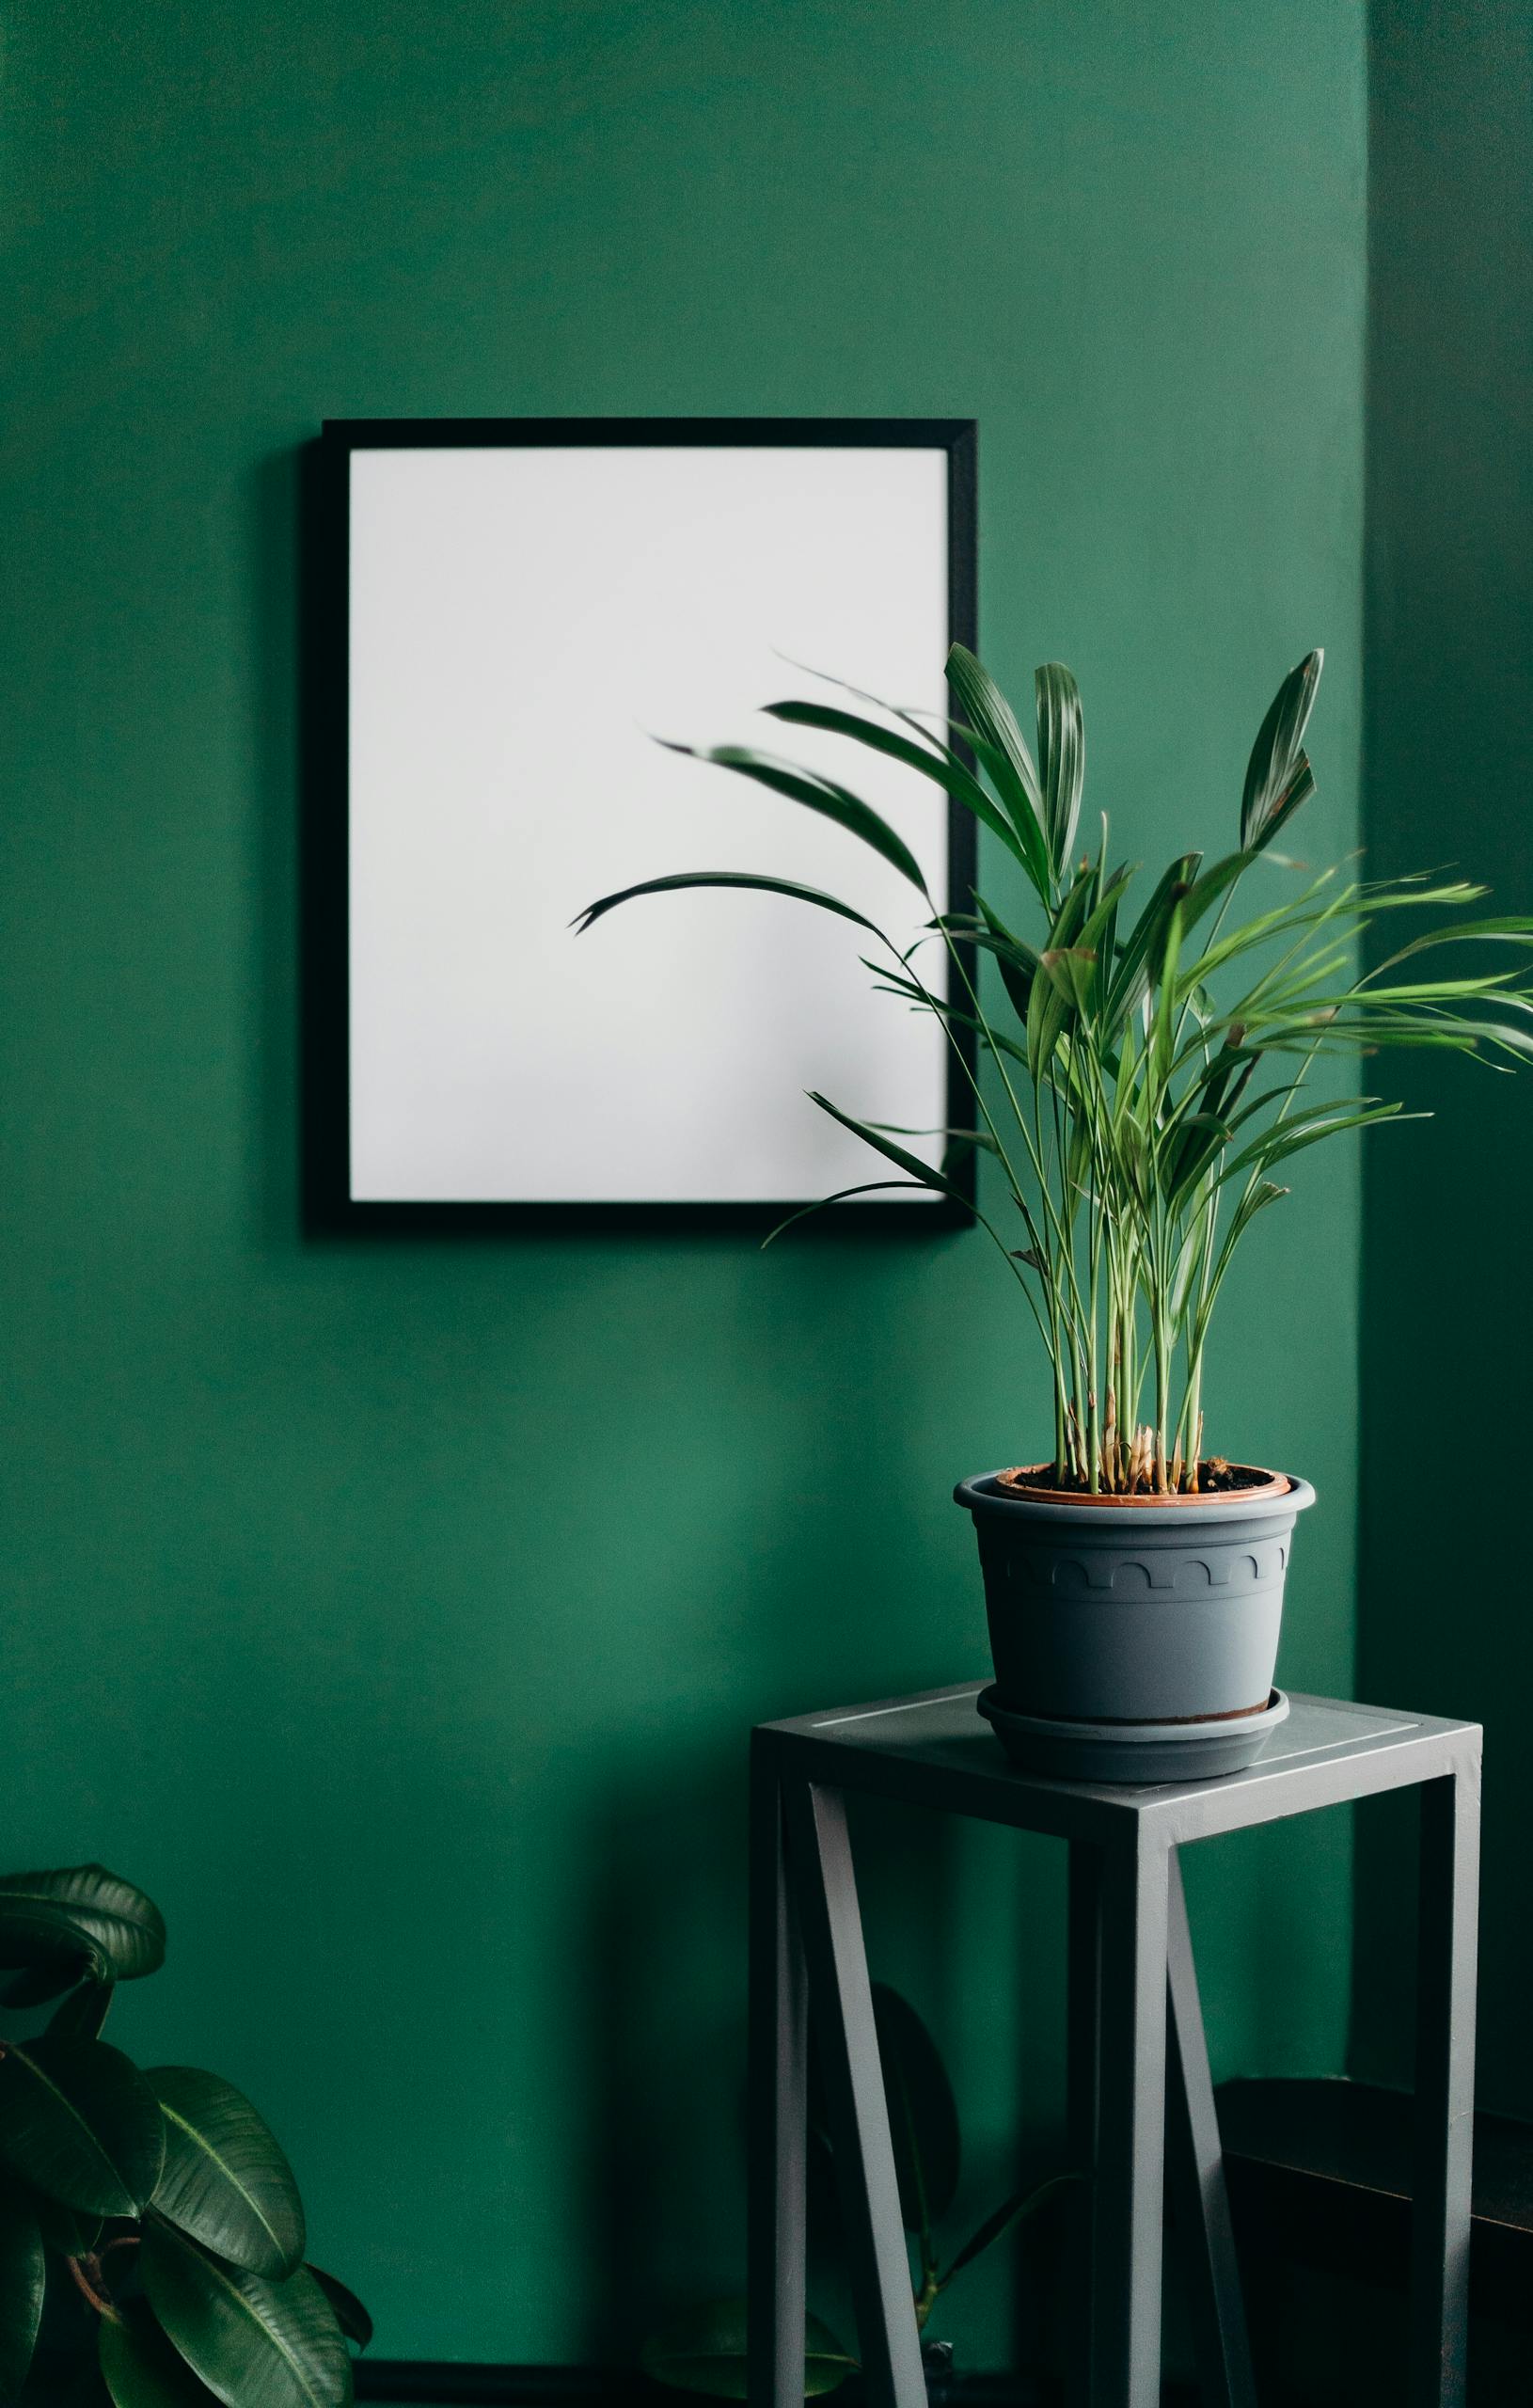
[{"x1": 346, "y1": 441, "x2": 955, "y2": 1206}]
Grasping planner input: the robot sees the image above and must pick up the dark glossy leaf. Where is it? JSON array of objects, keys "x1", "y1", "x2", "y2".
[
  {"x1": 660, "y1": 743, "x2": 927, "y2": 895},
  {"x1": 1241, "y1": 651, "x2": 1322, "y2": 850},
  {"x1": 640, "y1": 2299, "x2": 854, "y2": 2400},
  {"x1": 100, "y1": 2305, "x2": 223, "y2": 2408},
  {"x1": 1035, "y1": 663, "x2": 1084, "y2": 875},
  {"x1": 0, "y1": 1965, "x2": 83, "y2": 2012},
  {"x1": 0, "y1": 2196, "x2": 44, "y2": 2403},
  {"x1": 142, "y1": 2226, "x2": 351, "y2": 2408},
  {"x1": 870, "y1": 1984, "x2": 960, "y2": 2235},
  {"x1": 304, "y1": 2271, "x2": 370, "y2": 2355},
  {"x1": 0, "y1": 2040, "x2": 164, "y2": 2218},
  {"x1": 149, "y1": 2071, "x2": 305, "y2": 2280},
  {"x1": 573, "y1": 871, "x2": 886, "y2": 943},
  {"x1": 942, "y1": 2171, "x2": 1075, "y2": 2285},
  {"x1": 0, "y1": 1869, "x2": 166, "y2": 1993},
  {"x1": 761, "y1": 703, "x2": 1031, "y2": 871},
  {"x1": 27, "y1": 2190, "x2": 102, "y2": 2259},
  {"x1": 48, "y1": 1985, "x2": 113, "y2": 2046}
]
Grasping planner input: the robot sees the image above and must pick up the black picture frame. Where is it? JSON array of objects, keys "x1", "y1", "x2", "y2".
[{"x1": 307, "y1": 417, "x2": 978, "y2": 1235}]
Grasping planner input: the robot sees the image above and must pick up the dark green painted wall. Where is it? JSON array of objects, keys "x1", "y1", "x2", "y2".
[
  {"x1": 1356, "y1": 0, "x2": 1533, "y2": 2114},
  {"x1": 1, "y1": 2, "x2": 1365, "y2": 2365}
]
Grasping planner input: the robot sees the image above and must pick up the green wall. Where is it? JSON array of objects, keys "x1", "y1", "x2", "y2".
[
  {"x1": 1355, "y1": 0, "x2": 1533, "y2": 2115},
  {"x1": 1, "y1": 1, "x2": 1366, "y2": 2366}
]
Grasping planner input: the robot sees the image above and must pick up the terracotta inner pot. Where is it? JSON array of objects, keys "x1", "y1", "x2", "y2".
[{"x1": 992, "y1": 1463, "x2": 1293, "y2": 1508}]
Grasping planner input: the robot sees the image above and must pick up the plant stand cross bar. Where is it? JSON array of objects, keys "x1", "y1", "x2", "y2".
[{"x1": 748, "y1": 1686, "x2": 1480, "y2": 2408}]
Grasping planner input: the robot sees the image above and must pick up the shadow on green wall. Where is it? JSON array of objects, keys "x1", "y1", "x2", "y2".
[{"x1": 1354, "y1": 0, "x2": 1533, "y2": 2113}]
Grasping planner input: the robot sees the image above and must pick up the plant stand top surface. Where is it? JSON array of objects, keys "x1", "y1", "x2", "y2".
[{"x1": 755, "y1": 1683, "x2": 1480, "y2": 1848}]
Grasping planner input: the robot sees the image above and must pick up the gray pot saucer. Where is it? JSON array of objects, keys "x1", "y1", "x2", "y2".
[{"x1": 976, "y1": 1685, "x2": 1291, "y2": 1783}]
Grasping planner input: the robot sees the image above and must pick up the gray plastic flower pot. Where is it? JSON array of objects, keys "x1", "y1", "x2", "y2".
[{"x1": 953, "y1": 1467, "x2": 1317, "y2": 1727}]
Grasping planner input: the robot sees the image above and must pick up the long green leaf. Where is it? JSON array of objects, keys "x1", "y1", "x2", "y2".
[
  {"x1": 1035, "y1": 662, "x2": 1084, "y2": 875},
  {"x1": 0, "y1": 2195, "x2": 43, "y2": 2405},
  {"x1": 763, "y1": 1180, "x2": 932, "y2": 1247},
  {"x1": 942, "y1": 2171, "x2": 1076, "y2": 2286},
  {"x1": 0, "y1": 2038, "x2": 164, "y2": 2218},
  {"x1": 142, "y1": 2226, "x2": 352, "y2": 2408},
  {"x1": 573, "y1": 871, "x2": 887, "y2": 943},
  {"x1": 761, "y1": 701, "x2": 1031, "y2": 869},
  {"x1": 1241, "y1": 651, "x2": 1322, "y2": 849},
  {"x1": 659, "y1": 743, "x2": 928, "y2": 893},
  {"x1": 1029, "y1": 873, "x2": 1100, "y2": 1079},
  {"x1": 945, "y1": 645, "x2": 1051, "y2": 896},
  {"x1": 640, "y1": 2299, "x2": 855, "y2": 2400},
  {"x1": 1105, "y1": 854, "x2": 1201, "y2": 1034},
  {"x1": 1216, "y1": 1102, "x2": 1407, "y2": 1192},
  {"x1": 803, "y1": 1094, "x2": 972, "y2": 1212},
  {"x1": 150, "y1": 2069, "x2": 306, "y2": 2279},
  {"x1": 1151, "y1": 902, "x2": 1185, "y2": 1090}
]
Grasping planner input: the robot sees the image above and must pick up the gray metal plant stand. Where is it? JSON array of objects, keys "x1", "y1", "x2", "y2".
[{"x1": 748, "y1": 1686, "x2": 1480, "y2": 2408}]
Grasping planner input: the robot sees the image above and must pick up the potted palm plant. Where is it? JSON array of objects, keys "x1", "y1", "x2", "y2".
[{"x1": 578, "y1": 644, "x2": 1533, "y2": 1776}]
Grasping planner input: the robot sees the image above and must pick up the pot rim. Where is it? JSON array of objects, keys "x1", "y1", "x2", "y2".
[{"x1": 954, "y1": 1466, "x2": 1317, "y2": 1525}]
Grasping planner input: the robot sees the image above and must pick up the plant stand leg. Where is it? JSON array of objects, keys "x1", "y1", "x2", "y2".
[
  {"x1": 748, "y1": 1743, "x2": 808, "y2": 2408},
  {"x1": 1066, "y1": 1842, "x2": 1103, "y2": 2408},
  {"x1": 1093, "y1": 1831, "x2": 1171, "y2": 2408},
  {"x1": 1411, "y1": 1758, "x2": 1480, "y2": 2408},
  {"x1": 1164, "y1": 1849, "x2": 1256, "y2": 2408},
  {"x1": 785, "y1": 1781, "x2": 927, "y2": 2408}
]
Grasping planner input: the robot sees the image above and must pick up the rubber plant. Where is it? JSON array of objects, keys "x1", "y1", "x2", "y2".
[
  {"x1": 0, "y1": 1864, "x2": 370, "y2": 2407},
  {"x1": 640, "y1": 1984, "x2": 1068, "y2": 2397},
  {"x1": 579, "y1": 645, "x2": 1533, "y2": 1497}
]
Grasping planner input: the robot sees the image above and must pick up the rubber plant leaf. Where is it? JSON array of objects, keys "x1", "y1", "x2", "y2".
[
  {"x1": 47, "y1": 1979, "x2": 113, "y2": 2044},
  {"x1": 659, "y1": 742, "x2": 928, "y2": 894},
  {"x1": 1035, "y1": 661, "x2": 1084, "y2": 877},
  {"x1": 870, "y1": 1982, "x2": 961, "y2": 2233},
  {"x1": 142, "y1": 2224, "x2": 353, "y2": 2408},
  {"x1": 640, "y1": 2298, "x2": 855, "y2": 2400},
  {"x1": 27, "y1": 2186, "x2": 103, "y2": 2258},
  {"x1": 305, "y1": 2270, "x2": 371, "y2": 2353},
  {"x1": 0, "y1": 2194, "x2": 44, "y2": 2405},
  {"x1": 149, "y1": 2067, "x2": 306, "y2": 2279},
  {"x1": 100, "y1": 2304, "x2": 225, "y2": 2408},
  {"x1": 0, "y1": 2038, "x2": 165, "y2": 2218},
  {"x1": 573, "y1": 871, "x2": 887, "y2": 943},
  {"x1": 0, "y1": 1866, "x2": 166, "y2": 1996}
]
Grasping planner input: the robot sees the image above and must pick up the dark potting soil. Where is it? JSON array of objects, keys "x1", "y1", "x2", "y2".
[{"x1": 1003, "y1": 1456, "x2": 1279, "y2": 1498}]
